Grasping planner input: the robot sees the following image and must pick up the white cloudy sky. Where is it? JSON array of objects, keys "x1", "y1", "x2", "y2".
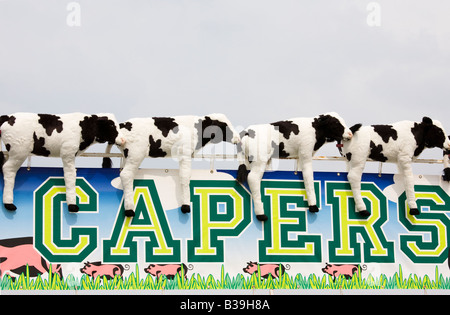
[{"x1": 1, "y1": 0, "x2": 449, "y2": 173}]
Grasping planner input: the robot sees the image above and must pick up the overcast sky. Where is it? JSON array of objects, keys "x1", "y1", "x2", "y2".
[{"x1": 1, "y1": 0, "x2": 449, "y2": 173}]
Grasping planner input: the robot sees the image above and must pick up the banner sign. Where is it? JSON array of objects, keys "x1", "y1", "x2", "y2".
[{"x1": 1, "y1": 167, "x2": 450, "y2": 291}]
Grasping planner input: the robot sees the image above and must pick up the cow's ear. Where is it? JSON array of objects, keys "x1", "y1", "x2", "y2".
[
  {"x1": 422, "y1": 117, "x2": 433, "y2": 125},
  {"x1": 350, "y1": 123, "x2": 362, "y2": 134}
]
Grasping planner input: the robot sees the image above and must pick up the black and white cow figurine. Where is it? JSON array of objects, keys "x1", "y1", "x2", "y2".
[
  {"x1": 237, "y1": 112, "x2": 353, "y2": 221},
  {"x1": 0, "y1": 113, "x2": 124, "y2": 212},
  {"x1": 117, "y1": 113, "x2": 240, "y2": 217},
  {"x1": 341, "y1": 117, "x2": 450, "y2": 217}
]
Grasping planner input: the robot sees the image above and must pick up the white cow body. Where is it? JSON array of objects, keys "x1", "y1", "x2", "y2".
[
  {"x1": 237, "y1": 112, "x2": 353, "y2": 221},
  {"x1": 0, "y1": 112, "x2": 124, "y2": 212},
  {"x1": 118, "y1": 113, "x2": 240, "y2": 217},
  {"x1": 341, "y1": 117, "x2": 450, "y2": 216}
]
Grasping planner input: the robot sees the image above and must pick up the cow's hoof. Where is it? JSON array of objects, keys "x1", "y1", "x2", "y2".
[
  {"x1": 256, "y1": 214, "x2": 268, "y2": 222},
  {"x1": 237, "y1": 164, "x2": 249, "y2": 183},
  {"x1": 102, "y1": 157, "x2": 112, "y2": 168},
  {"x1": 409, "y1": 208, "x2": 420, "y2": 216},
  {"x1": 181, "y1": 204, "x2": 190, "y2": 214},
  {"x1": 124, "y1": 209, "x2": 135, "y2": 217},
  {"x1": 443, "y1": 168, "x2": 450, "y2": 182},
  {"x1": 309, "y1": 205, "x2": 319, "y2": 213},
  {"x1": 4, "y1": 203, "x2": 17, "y2": 211},
  {"x1": 358, "y1": 210, "x2": 370, "y2": 217},
  {"x1": 68, "y1": 204, "x2": 79, "y2": 213}
]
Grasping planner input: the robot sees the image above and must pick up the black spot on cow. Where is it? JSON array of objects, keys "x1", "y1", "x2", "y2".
[
  {"x1": 271, "y1": 141, "x2": 290, "y2": 158},
  {"x1": 149, "y1": 135, "x2": 167, "y2": 157},
  {"x1": 5, "y1": 144, "x2": 11, "y2": 152},
  {"x1": 195, "y1": 116, "x2": 232, "y2": 150},
  {"x1": 38, "y1": 114, "x2": 63, "y2": 137},
  {"x1": 0, "y1": 115, "x2": 16, "y2": 127},
  {"x1": 369, "y1": 141, "x2": 387, "y2": 162},
  {"x1": 312, "y1": 115, "x2": 345, "y2": 151},
  {"x1": 120, "y1": 122, "x2": 133, "y2": 131},
  {"x1": 32, "y1": 132, "x2": 50, "y2": 157},
  {"x1": 123, "y1": 148, "x2": 129, "y2": 158},
  {"x1": 153, "y1": 117, "x2": 179, "y2": 137},
  {"x1": 345, "y1": 152, "x2": 352, "y2": 161},
  {"x1": 79, "y1": 116, "x2": 97, "y2": 151},
  {"x1": 411, "y1": 117, "x2": 446, "y2": 157},
  {"x1": 372, "y1": 125, "x2": 398, "y2": 143},
  {"x1": 271, "y1": 120, "x2": 299, "y2": 140}
]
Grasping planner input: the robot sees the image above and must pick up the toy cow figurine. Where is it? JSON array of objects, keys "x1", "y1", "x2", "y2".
[
  {"x1": 116, "y1": 113, "x2": 240, "y2": 217},
  {"x1": 341, "y1": 117, "x2": 450, "y2": 216},
  {"x1": 237, "y1": 112, "x2": 353, "y2": 221},
  {"x1": 0, "y1": 113, "x2": 124, "y2": 212}
]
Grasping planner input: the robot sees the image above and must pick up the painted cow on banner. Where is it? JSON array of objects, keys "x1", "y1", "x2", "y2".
[
  {"x1": 144, "y1": 263, "x2": 193, "y2": 280},
  {"x1": 0, "y1": 113, "x2": 124, "y2": 213},
  {"x1": 242, "y1": 261, "x2": 289, "y2": 279},
  {"x1": 322, "y1": 263, "x2": 366, "y2": 280},
  {"x1": 237, "y1": 112, "x2": 353, "y2": 221},
  {"x1": 115, "y1": 113, "x2": 240, "y2": 217},
  {"x1": 340, "y1": 117, "x2": 450, "y2": 216},
  {"x1": 80, "y1": 261, "x2": 129, "y2": 279},
  {"x1": 0, "y1": 237, "x2": 63, "y2": 278}
]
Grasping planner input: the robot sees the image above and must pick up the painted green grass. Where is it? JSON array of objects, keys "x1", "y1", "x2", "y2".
[{"x1": 1, "y1": 264, "x2": 450, "y2": 291}]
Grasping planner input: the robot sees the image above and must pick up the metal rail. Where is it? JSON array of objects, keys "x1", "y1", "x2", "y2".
[{"x1": 1, "y1": 151, "x2": 445, "y2": 164}]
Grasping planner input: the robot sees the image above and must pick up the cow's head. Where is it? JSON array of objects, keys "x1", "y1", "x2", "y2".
[
  {"x1": 420, "y1": 117, "x2": 450, "y2": 150},
  {"x1": 95, "y1": 113, "x2": 125, "y2": 145},
  {"x1": 314, "y1": 112, "x2": 353, "y2": 142},
  {"x1": 195, "y1": 113, "x2": 240, "y2": 149},
  {"x1": 79, "y1": 114, "x2": 125, "y2": 151},
  {"x1": 312, "y1": 112, "x2": 353, "y2": 151}
]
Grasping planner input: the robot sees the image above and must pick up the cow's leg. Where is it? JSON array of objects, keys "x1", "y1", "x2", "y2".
[
  {"x1": 443, "y1": 154, "x2": 450, "y2": 181},
  {"x1": 102, "y1": 144, "x2": 113, "y2": 168},
  {"x1": 247, "y1": 161, "x2": 268, "y2": 221},
  {"x1": 120, "y1": 154, "x2": 145, "y2": 217},
  {"x1": 61, "y1": 156, "x2": 79, "y2": 213},
  {"x1": 397, "y1": 157, "x2": 419, "y2": 215},
  {"x1": 347, "y1": 162, "x2": 370, "y2": 216},
  {"x1": 2, "y1": 153, "x2": 27, "y2": 211},
  {"x1": 178, "y1": 156, "x2": 192, "y2": 214},
  {"x1": 298, "y1": 156, "x2": 318, "y2": 213}
]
